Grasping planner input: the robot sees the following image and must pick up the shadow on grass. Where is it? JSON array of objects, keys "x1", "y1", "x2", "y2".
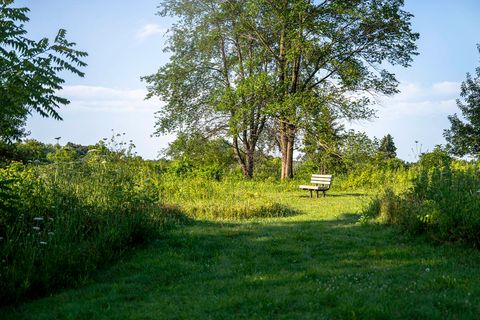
[
  {"x1": 298, "y1": 192, "x2": 368, "y2": 198},
  {"x1": 328, "y1": 192, "x2": 369, "y2": 197},
  {"x1": 5, "y1": 207, "x2": 480, "y2": 320}
]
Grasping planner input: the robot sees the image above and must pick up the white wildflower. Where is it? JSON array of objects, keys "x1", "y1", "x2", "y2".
[
  {"x1": 39, "y1": 241, "x2": 47, "y2": 245},
  {"x1": 33, "y1": 226, "x2": 40, "y2": 231},
  {"x1": 33, "y1": 217, "x2": 44, "y2": 222},
  {"x1": 425, "y1": 268, "x2": 430, "y2": 272}
]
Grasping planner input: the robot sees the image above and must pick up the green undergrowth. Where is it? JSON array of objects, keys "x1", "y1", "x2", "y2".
[
  {"x1": 362, "y1": 161, "x2": 480, "y2": 247},
  {"x1": 0, "y1": 158, "x2": 173, "y2": 305}
]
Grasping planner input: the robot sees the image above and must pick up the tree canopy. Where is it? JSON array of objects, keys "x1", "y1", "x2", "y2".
[
  {"x1": 444, "y1": 45, "x2": 480, "y2": 158},
  {"x1": 0, "y1": 0, "x2": 87, "y2": 143}
]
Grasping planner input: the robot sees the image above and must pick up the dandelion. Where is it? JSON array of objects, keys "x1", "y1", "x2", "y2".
[{"x1": 425, "y1": 267, "x2": 430, "y2": 272}]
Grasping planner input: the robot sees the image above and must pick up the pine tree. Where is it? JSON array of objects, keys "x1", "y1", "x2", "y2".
[{"x1": 378, "y1": 134, "x2": 397, "y2": 159}]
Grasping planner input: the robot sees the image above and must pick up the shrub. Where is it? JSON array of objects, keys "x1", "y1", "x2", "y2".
[{"x1": 362, "y1": 161, "x2": 480, "y2": 247}]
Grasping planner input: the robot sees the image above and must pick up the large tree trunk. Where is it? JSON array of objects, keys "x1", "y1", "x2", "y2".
[
  {"x1": 245, "y1": 148, "x2": 254, "y2": 178},
  {"x1": 232, "y1": 129, "x2": 262, "y2": 179},
  {"x1": 280, "y1": 121, "x2": 295, "y2": 180}
]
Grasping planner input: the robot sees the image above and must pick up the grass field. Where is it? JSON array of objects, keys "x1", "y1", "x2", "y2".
[{"x1": 3, "y1": 189, "x2": 480, "y2": 319}]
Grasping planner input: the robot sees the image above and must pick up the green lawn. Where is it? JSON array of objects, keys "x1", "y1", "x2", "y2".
[{"x1": 3, "y1": 190, "x2": 480, "y2": 319}]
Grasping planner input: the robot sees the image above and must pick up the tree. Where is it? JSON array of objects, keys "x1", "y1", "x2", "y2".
[
  {"x1": 144, "y1": 0, "x2": 271, "y2": 178},
  {"x1": 378, "y1": 133, "x2": 397, "y2": 159},
  {"x1": 163, "y1": 132, "x2": 235, "y2": 169},
  {"x1": 147, "y1": 0, "x2": 418, "y2": 179},
  {"x1": 301, "y1": 106, "x2": 344, "y2": 174},
  {"x1": 444, "y1": 45, "x2": 480, "y2": 158},
  {"x1": 340, "y1": 130, "x2": 378, "y2": 170},
  {"x1": 0, "y1": 0, "x2": 87, "y2": 143},
  {"x1": 239, "y1": 0, "x2": 418, "y2": 179}
]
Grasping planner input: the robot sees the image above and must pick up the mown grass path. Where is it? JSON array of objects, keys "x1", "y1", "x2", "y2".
[{"x1": 4, "y1": 192, "x2": 480, "y2": 319}]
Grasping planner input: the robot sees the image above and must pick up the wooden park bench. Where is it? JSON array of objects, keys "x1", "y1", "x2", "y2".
[{"x1": 299, "y1": 174, "x2": 333, "y2": 198}]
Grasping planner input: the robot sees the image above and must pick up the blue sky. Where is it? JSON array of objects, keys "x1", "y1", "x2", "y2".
[{"x1": 17, "y1": 0, "x2": 480, "y2": 160}]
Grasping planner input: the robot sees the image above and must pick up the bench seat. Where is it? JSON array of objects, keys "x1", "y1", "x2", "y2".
[
  {"x1": 299, "y1": 174, "x2": 333, "y2": 198},
  {"x1": 298, "y1": 185, "x2": 330, "y2": 191}
]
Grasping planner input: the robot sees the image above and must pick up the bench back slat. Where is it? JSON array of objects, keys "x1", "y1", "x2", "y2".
[{"x1": 310, "y1": 174, "x2": 333, "y2": 185}]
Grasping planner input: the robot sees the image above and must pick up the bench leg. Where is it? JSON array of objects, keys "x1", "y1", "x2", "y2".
[
  {"x1": 309, "y1": 190, "x2": 312, "y2": 198},
  {"x1": 316, "y1": 190, "x2": 319, "y2": 198},
  {"x1": 323, "y1": 191, "x2": 326, "y2": 197}
]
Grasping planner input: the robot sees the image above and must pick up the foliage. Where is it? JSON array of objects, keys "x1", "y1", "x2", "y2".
[
  {"x1": 444, "y1": 44, "x2": 480, "y2": 158},
  {"x1": 378, "y1": 134, "x2": 397, "y2": 159},
  {"x1": 12, "y1": 139, "x2": 54, "y2": 163},
  {"x1": 0, "y1": 156, "x2": 172, "y2": 305},
  {"x1": 301, "y1": 106, "x2": 344, "y2": 174},
  {"x1": 339, "y1": 130, "x2": 379, "y2": 171},
  {"x1": 0, "y1": 0, "x2": 87, "y2": 143},
  {"x1": 362, "y1": 160, "x2": 480, "y2": 247},
  {"x1": 163, "y1": 132, "x2": 235, "y2": 177},
  {"x1": 418, "y1": 145, "x2": 452, "y2": 171}
]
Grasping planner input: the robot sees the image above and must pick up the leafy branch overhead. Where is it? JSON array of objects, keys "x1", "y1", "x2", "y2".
[{"x1": 0, "y1": 0, "x2": 87, "y2": 142}]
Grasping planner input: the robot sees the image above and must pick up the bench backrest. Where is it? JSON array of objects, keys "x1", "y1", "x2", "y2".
[{"x1": 311, "y1": 174, "x2": 333, "y2": 185}]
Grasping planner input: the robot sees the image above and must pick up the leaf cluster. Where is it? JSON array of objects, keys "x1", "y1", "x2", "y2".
[
  {"x1": 444, "y1": 45, "x2": 480, "y2": 158},
  {"x1": 0, "y1": 1, "x2": 87, "y2": 142}
]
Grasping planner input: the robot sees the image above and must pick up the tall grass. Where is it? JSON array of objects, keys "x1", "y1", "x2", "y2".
[
  {"x1": 159, "y1": 173, "x2": 300, "y2": 220},
  {"x1": 0, "y1": 155, "x2": 173, "y2": 305},
  {"x1": 363, "y1": 161, "x2": 480, "y2": 247}
]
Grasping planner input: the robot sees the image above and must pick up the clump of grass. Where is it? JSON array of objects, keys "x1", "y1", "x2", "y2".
[{"x1": 158, "y1": 174, "x2": 301, "y2": 220}]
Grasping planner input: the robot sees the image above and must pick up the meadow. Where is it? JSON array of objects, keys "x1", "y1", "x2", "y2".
[{"x1": 2, "y1": 155, "x2": 480, "y2": 319}]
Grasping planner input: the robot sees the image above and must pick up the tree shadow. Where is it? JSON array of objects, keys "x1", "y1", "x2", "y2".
[
  {"x1": 327, "y1": 192, "x2": 369, "y2": 197},
  {"x1": 298, "y1": 192, "x2": 368, "y2": 198}
]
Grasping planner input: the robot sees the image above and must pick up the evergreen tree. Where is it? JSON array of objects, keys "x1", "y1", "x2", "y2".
[
  {"x1": 444, "y1": 45, "x2": 480, "y2": 158},
  {"x1": 378, "y1": 134, "x2": 397, "y2": 159}
]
